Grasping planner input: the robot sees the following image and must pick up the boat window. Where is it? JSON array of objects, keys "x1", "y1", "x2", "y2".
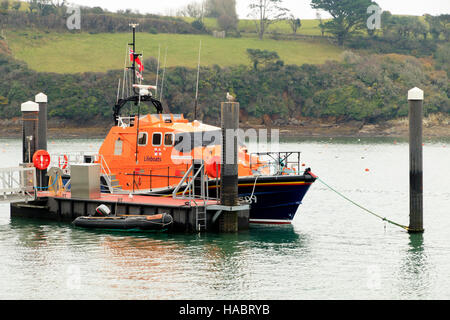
[
  {"x1": 152, "y1": 133, "x2": 162, "y2": 146},
  {"x1": 164, "y1": 133, "x2": 174, "y2": 146},
  {"x1": 138, "y1": 132, "x2": 148, "y2": 146},
  {"x1": 114, "y1": 138, "x2": 123, "y2": 155}
]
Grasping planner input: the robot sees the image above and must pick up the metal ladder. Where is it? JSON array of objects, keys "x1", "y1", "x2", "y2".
[
  {"x1": 172, "y1": 161, "x2": 209, "y2": 231},
  {"x1": 192, "y1": 199, "x2": 207, "y2": 232},
  {"x1": 98, "y1": 155, "x2": 122, "y2": 194}
]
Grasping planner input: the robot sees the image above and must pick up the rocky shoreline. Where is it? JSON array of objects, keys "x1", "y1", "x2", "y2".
[{"x1": 1, "y1": 115, "x2": 449, "y2": 139}]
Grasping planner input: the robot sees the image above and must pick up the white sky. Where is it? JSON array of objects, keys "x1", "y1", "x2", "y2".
[{"x1": 67, "y1": 0, "x2": 449, "y2": 19}]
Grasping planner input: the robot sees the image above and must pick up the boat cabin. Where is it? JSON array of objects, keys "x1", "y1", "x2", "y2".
[{"x1": 98, "y1": 114, "x2": 260, "y2": 192}]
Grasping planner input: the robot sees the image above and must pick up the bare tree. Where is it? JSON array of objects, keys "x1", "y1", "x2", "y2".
[
  {"x1": 209, "y1": 0, "x2": 238, "y2": 32},
  {"x1": 316, "y1": 11, "x2": 325, "y2": 37},
  {"x1": 177, "y1": 1, "x2": 206, "y2": 21},
  {"x1": 288, "y1": 14, "x2": 301, "y2": 34},
  {"x1": 248, "y1": 0, "x2": 289, "y2": 40}
]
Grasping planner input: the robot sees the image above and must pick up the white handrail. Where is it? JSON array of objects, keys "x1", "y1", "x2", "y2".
[
  {"x1": 0, "y1": 167, "x2": 36, "y2": 203},
  {"x1": 49, "y1": 152, "x2": 116, "y2": 193}
]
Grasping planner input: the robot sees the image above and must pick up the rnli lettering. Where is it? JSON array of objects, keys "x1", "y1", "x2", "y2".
[{"x1": 144, "y1": 156, "x2": 162, "y2": 162}]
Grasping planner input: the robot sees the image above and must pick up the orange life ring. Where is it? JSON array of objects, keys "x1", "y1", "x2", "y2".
[
  {"x1": 58, "y1": 154, "x2": 69, "y2": 170},
  {"x1": 32, "y1": 150, "x2": 51, "y2": 171},
  {"x1": 205, "y1": 156, "x2": 221, "y2": 178}
]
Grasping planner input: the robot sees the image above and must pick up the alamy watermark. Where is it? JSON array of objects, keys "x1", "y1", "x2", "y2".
[
  {"x1": 367, "y1": 5, "x2": 382, "y2": 30},
  {"x1": 170, "y1": 129, "x2": 281, "y2": 166},
  {"x1": 66, "y1": 5, "x2": 81, "y2": 30}
]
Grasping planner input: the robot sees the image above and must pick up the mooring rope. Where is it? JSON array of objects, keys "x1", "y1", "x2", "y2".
[
  {"x1": 34, "y1": 174, "x2": 59, "y2": 190},
  {"x1": 316, "y1": 177, "x2": 409, "y2": 231},
  {"x1": 250, "y1": 175, "x2": 259, "y2": 200}
]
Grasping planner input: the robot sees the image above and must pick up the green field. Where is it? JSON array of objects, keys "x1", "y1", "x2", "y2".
[{"x1": 6, "y1": 31, "x2": 343, "y2": 74}]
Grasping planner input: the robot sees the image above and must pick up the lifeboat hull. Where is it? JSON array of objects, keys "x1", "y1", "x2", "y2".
[
  {"x1": 218, "y1": 175, "x2": 315, "y2": 225},
  {"x1": 167, "y1": 174, "x2": 316, "y2": 225}
]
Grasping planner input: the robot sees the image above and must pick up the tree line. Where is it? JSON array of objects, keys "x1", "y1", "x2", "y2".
[
  {"x1": 1, "y1": 0, "x2": 448, "y2": 49},
  {"x1": 0, "y1": 0, "x2": 203, "y2": 34},
  {"x1": 177, "y1": 0, "x2": 303, "y2": 39},
  {"x1": 0, "y1": 48, "x2": 447, "y2": 125}
]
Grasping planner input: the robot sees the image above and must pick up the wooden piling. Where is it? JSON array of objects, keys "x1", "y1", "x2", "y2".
[
  {"x1": 219, "y1": 101, "x2": 239, "y2": 233},
  {"x1": 408, "y1": 87, "x2": 424, "y2": 233},
  {"x1": 220, "y1": 102, "x2": 239, "y2": 206}
]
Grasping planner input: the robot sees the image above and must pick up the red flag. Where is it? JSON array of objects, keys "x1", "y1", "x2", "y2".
[{"x1": 129, "y1": 49, "x2": 144, "y2": 72}]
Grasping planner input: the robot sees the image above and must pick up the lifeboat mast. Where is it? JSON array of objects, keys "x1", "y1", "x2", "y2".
[
  {"x1": 113, "y1": 24, "x2": 163, "y2": 164},
  {"x1": 113, "y1": 24, "x2": 163, "y2": 126}
]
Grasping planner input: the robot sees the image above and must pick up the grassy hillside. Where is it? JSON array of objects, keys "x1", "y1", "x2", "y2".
[{"x1": 5, "y1": 31, "x2": 343, "y2": 73}]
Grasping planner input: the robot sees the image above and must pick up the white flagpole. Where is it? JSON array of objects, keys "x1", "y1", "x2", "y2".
[
  {"x1": 160, "y1": 47, "x2": 168, "y2": 106},
  {"x1": 155, "y1": 44, "x2": 161, "y2": 99}
]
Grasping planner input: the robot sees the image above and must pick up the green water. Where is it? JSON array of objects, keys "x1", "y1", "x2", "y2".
[{"x1": 0, "y1": 137, "x2": 449, "y2": 299}]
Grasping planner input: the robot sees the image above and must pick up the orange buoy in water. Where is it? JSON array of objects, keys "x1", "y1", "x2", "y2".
[
  {"x1": 302, "y1": 163, "x2": 306, "y2": 167},
  {"x1": 365, "y1": 168, "x2": 370, "y2": 172}
]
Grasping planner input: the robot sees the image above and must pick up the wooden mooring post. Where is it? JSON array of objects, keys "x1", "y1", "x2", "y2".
[
  {"x1": 218, "y1": 101, "x2": 250, "y2": 232},
  {"x1": 408, "y1": 87, "x2": 424, "y2": 233}
]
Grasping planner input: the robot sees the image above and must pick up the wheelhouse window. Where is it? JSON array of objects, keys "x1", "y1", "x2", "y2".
[
  {"x1": 152, "y1": 133, "x2": 162, "y2": 146},
  {"x1": 138, "y1": 132, "x2": 148, "y2": 146},
  {"x1": 114, "y1": 138, "x2": 123, "y2": 155},
  {"x1": 164, "y1": 133, "x2": 174, "y2": 146}
]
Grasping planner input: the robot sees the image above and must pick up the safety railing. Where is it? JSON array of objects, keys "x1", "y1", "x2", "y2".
[
  {"x1": 50, "y1": 152, "x2": 110, "y2": 174},
  {"x1": 172, "y1": 162, "x2": 209, "y2": 231},
  {"x1": 49, "y1": 152, "x2": 116, "y2": 193},
  {"x1": 116, "y1": 116, "x2": 136, "y2": 128},
  {"x1": 123, "y1": 164, "x2": 192, "y2": 193},
  {"x1": 49, "y1": 152, "x2": 86, "y2": 175},
  {"x1": 0, "y1": 166, "x2": 37, "y2": 203},
  {"x1": 172, "y1": 161, "x2": 209, "y2": 202},
  {"x1": 250, "y1": 151, "x2": 302, "y2": 176}
]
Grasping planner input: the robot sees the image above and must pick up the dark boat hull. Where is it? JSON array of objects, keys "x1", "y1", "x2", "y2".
[
  {"x1": 238, "y1": 175, "x2": 314, "y2": 224},
  {"x1": 73, "y1": 213, "x2": 173, "y2": 231},
  {"x1": 206, "y1": 174, "x2": 315, "y2": 225},
  {"x1": 65, "y1": 173, "x2": 316, "y2": 226}
]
